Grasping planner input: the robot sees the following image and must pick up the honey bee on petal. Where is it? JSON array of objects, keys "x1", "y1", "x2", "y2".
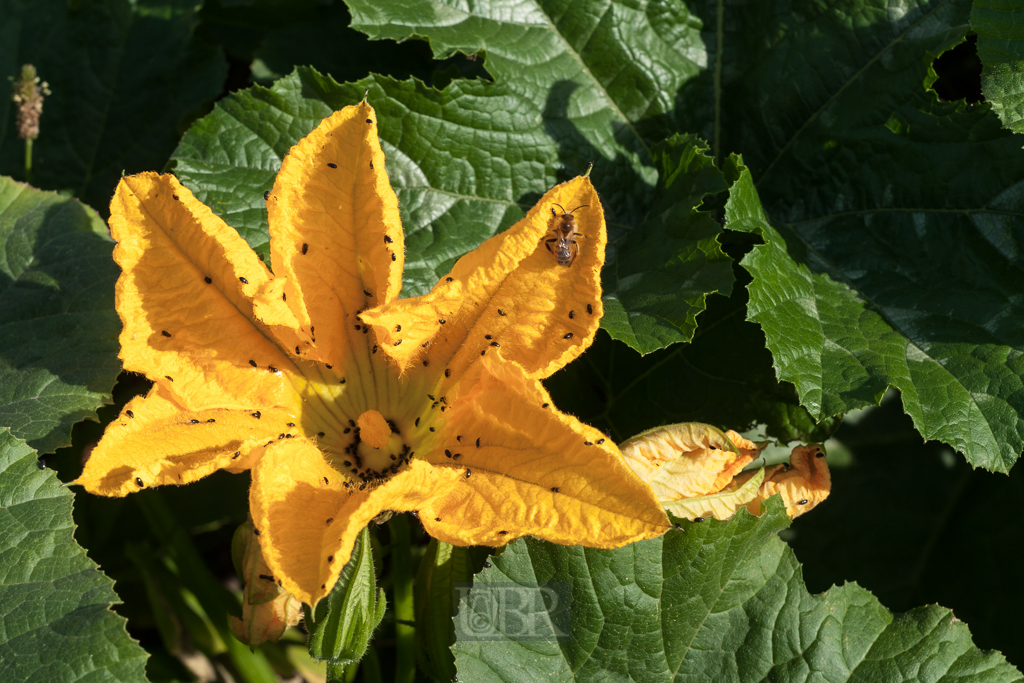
[{"x1": 544, "y1": 203, "x2": 588, "y2": 267}]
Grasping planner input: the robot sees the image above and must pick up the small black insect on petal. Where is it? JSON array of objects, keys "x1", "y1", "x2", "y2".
[
  {"x1": 392, "y1": 253, "x2": 397, "y2": 261},
  {"x1": 233, "y1": 451, "x2": 241, "y2": 459},
  {"x1": 435, "y1": 517, "x2": 441, "y2": 522},
  {"x1": 446, "y1": 277, "x2": 453, "y2": 283},
  {"x1": 126, "y1": 410, "x2": 135, "y2": 418},
  {"x1": 372, "y1": 344, "x2": 378, "y2": 354},
  {"x1": 596, "y1": 438, "x2": 605, "y2": 444},
  {"x1": 318, "y1": 431, "x2": 325, "y2": 437},
  {"x1": 587, "y1": 304, "x2": 593, "y2": 315},
  {"x1": 263, "y1": 190, "x2": 270, "y2": 201},
  {"x1": 394, "y1": 339, "x2": 403, "y2": 346},
  {"x1": 465, "y1": 469, "x2": 472, "y2": 478},
  {"x1": 694, "y1": 517, "x2": 705, "y2": 523},
  {"x1": 445, "y1": 449, "x2": 452, "y2": 458},
  {"x1": 349, "y1": 419, "x2": 356, "y2": 427},
  {"x1": 584, "y1": 441, "x2": 592, "y2": 446},
  {"x1": 498, "y1": 530, "x2": 508, "y2": 535},
  {"x1": 207, "y1": 418, "x2": 216, "y2": 423},
  {"x1": 249, "y1": 360, "x2": 257, "y2": 367},
  {"x1": 355, "y1": 324, "x2": 362, "y2": 330},
  {"x1": 364, "y1": 289, "x2": 372, "y2": 297},
  {"x1": 161, "y1": 330, "x2": 171, "y2": 337},
  {"x1": 295, "y1": 346, "x2": 301, "y2": 355},
  {"x1": 423, "y1": 360, "x2": 429, "y2": 367},
  {"x1": 278, "y1": 434, "x2": 285, "y2": 439},
  {"x1": 252, "y1": 411, "x2": 261, "y2": 419},
  {"x1": 269, "y1": 366, "x2": 278, "y2": 373},
  {"x1": 485, "y1": 334, "x2": 493, "y2": 340},
  {"x1": 204, "y1": 276, "x2": 212, "y2": 284},
  {"x1": 542, "y1": 403, "x2": 550, "y2": 409},
  {"x1": 282, "y1": 292, "x2": 287, "y2": 301},
  {"x1": 490, "y1": 341, "x2": 500, "y2": 347},
  {"x1": 476, "y1": 437, "x2": 480, "y2": 448},
  {"x1": 798, "y1": 499, "x2": 809, "y2": 505},
  {"x1": 569, "y1": 310, "x2": 575, "y2": 319},
  {"x1": 366, "y1": 118, "x2": 373, "y2": 124},
  {"x1": 422, "y1": 340, "x2": 430, "y2": 348},
  {"x1": 551, "y1": 487, "x2": 560, "y2": 493},
  {"x1": 327, "y1": 162, "x2": 338, "y2": 168},
  {"x1": 480, "y1": 350, "x2": 486, "y2": 356},
  {"x1": 253, "y1": 529, "x2": 261, "y2": 536},
  {"x1": 136, "y1": 477, "x2": 144, "y2": 487},
  {"x1": 439, "y1": 319, "x2": 446, "y2": 325},
  {"x1": 564, "y1": 332, "x2": 574, "y2": 339},
  {"x1": 239, "y1": 276, "x2": 248, "y2": 284},
  {"x1": 302, "y1": 243, "x2": 308, "y2": 255},
  {"x1": 328, "y1": 555, "x2": 334, "y2": 563},
  {"x1": 344, "y1": 427, "x2": 351, "y2": 434},
  {"x1": 498, "y1": 309, "x2": 506, "y2": 316},
  {"x1": 165, "y1": 375, "x2": 174, "y2": 381},
  {"x1": 324, "y1": 477, "x2": 330, "y2": 485},
  {"x1": 415, "y1": 417, "x2": 421, "y2": 427},
  {"x1": 325, "y1": 364, "x2": 332, "y2": 369},
  {"x1": 326, "y1": 517, "x2": 334, "y2": 525},
  {"x1": 286, "y1": 422, "x2": 295, "y2": 427},
  {"x1": 444, "y1": 368, "x2": 451, "y2": 378},
  {"x1": 429, "y1": 427, "x2": 435, "y2": 432}
]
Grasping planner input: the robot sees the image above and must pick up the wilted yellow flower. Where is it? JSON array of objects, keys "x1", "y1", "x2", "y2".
[
  {"x1": 621, "y1": 422, "x2": 830, "y2": 521},
  {"x1": 77, "y1": 102, "x2": 669, "y2": 605}
]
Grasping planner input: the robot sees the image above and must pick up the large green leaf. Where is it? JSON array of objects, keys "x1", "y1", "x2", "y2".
[
  {"x1": 0, "y1": 428, "x2": 149, "y2": 682},
  {"x1": 602, "y1": 134, "x2": 733, "y2": 354},
  {"x1": 0, "y1": 177, "x2": 121, "y2": 454},
  {"x1": 790, "y1": 394, "x2": 1024, "y2": 669},
  {"x1": 171, "y1": 0, "x2": 727, "y2": 349},
  {"x1": 718, "y1": 0, "x2": 1024, "y2": 472},
  {"x1": 0, "y1": 0, "x2": 226, "y2": 215},
  {"x1": 452, "y1": 499, "x2": 1022, "y2": 682},
  {"x1": 973, "y1": 0, "x2": 1024, "y2": 135}
]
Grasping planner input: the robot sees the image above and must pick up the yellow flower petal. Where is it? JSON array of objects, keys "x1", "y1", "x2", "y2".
[
  {"x1": 265, "y1": 102, "x2": 403, "y2": 369},
  {"x1": 109, "y1": 172, "x2": 301, "y2": 411},
  {"x1": 360, "y1": 176, "x2": 605, "y2": 379},
  {"x1": 425, "y1": 355, "x2": 669, "y2": 547},
  {"x1": 664, "y1": 467, "x2": 765, "y2": 521},
  {"x1": 620, "y1": 422, "x2": 758, "y2": 501},
  {"x1": 250, "y1": 359, "x2": 668, "y2": 606},
  {"x1": 748, "y1": 444, "x2": 831, "y2": 517},
  {"x1": 76, "y1": 384, "x2": 299, "y2": 496}
]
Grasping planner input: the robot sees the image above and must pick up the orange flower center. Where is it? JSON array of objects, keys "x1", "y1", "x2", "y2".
[{"x1": 357, "y1": 409, "x2": 391, "y2": 449}]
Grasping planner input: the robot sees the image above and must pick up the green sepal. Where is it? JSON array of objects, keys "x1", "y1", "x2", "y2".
[{"x1": 305, "y1": 525, "x2": 387, "y2": 668}]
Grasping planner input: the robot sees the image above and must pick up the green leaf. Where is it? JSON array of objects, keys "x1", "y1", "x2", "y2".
[
  {"x1": 0, "y1": 0, "x2": 226, "y2": 215},
  {"x1": 545, "y1": 292, "x2": 840, "y2": 445},
  {"x1": 601, "y1": 134, "x2": 733, "y2": 353},
  {"x1": 719, "y1": 0, "x2": 1024, "y2": 472},
  {"x1": 172, "y1": 0, "x2": 725, "y2": 346},
  {"x1": 452, "y1": 499, "x2": 1022, "y2": 682},
  {"x1": 0, "y1": 177, "x2": 121, "y2": 454},
  {"x1": 0, "y1": 428, "x2": 149, "y2": 682},
  {"x1": 973, "y1": 0, "x2": 1024, "y2": 135}
]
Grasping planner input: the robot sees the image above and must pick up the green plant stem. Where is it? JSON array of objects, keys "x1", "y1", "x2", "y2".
[
  {"x1": 362, "y1": 645, "x2": 383, "y2": 683},
  {"x1": 136, "y1": 491, "x2": 278, "y2": 683},
  {"x1": 389, "y1": 515, "x2": 416, "y2": 683},
  {"x1": 24, "y1": 139, "x2": 32, "y2": 185}
]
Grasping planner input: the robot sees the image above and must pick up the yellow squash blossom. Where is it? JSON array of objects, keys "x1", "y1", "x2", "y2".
[
  {"x1": 77, "y1": 102, "x2": 669, "y2": 606},
  {"x1": 620, "y1": 422, "x2": 830, "y2": 521}
]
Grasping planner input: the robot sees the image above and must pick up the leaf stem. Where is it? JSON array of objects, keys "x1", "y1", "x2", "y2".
[
  {"x1": 136, "y1": 491, "x2": 278, "y2": 683},
  {"x1": 24, "y1": 138, "x2": 32, "y2": 185},
  {"x1": 389, "y1": 514, "x2": 416, "y2": 683}
]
